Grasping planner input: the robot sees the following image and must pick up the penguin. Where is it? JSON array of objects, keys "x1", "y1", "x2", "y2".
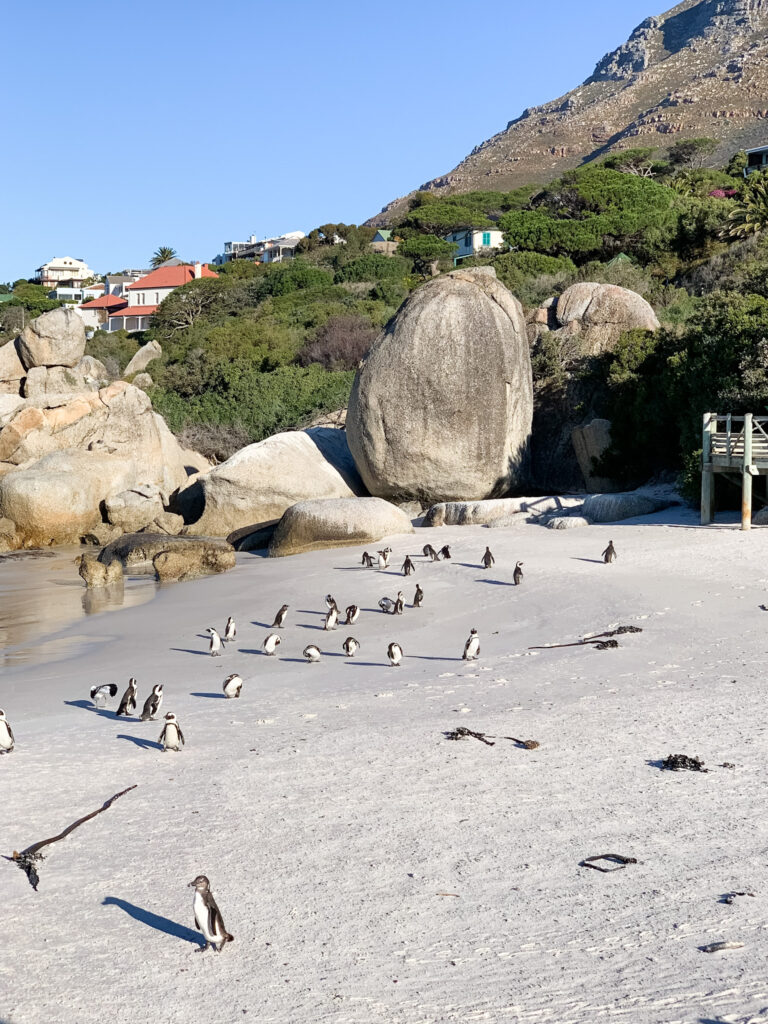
[
  {"x1": 361, "y1": 551, "x2": 374, "y2": 568},
  {"x1": 159, "y1": 712, "x2": 185, "y2": 752},
  {"x1": 223, "y1": 617, "x2": 237, "y2": 643},
  {"x1": 324, "y1": 604, "x2": 339, "y2": 631},
  {"x1": 222, "y1": 674, "x2": 243, "y2": 699},
  {"x1": 423, "y1": 544, "x2": 439, "y2": 561},
  {"x1": 89, "y1": 683, "x2": 118, "y2": 708},
  {"x1": 116, "y1": 678, "x2": 138, "y2": 717},
  {"x1": 140, "y1": 684, "x2": 163, "y2": 721},
  {"x1": 413, "y1": 583, "x2": 424, "y2": 608},
  {"x1": 303, "y1": 644, "x2": 322, "y2": 663},
  {"x1": 602, "y1": 540, "x2": 617, "y2": 564},
  {"x1": 439, "y1": 544, "x2": 451, "y2": 560},
  {"x1": 189, "y1": 875, "x2": 234, "y2": 953},
  {"x1": 325, "y1": 594, "x2": 337, "y2": 610},
  {"x1": 463, "y1": 628, "x2": 480, "y2": 661},
  {"x1": 344, "y1": 604, "x2": 360, "y2": 625},
  {"x1": 206, "y1": 627, "x2": 223, "y2": 657},
  {"x1": 271, "y1": 604, "x2": 289, "y2": 629},
  {"x1": 0, "y1": 710, "x2": 14, "y2": 753},
  {"x1": 387, "y1": 642, "x2": 403, "y2": 667},
  {"x1": 401, "y1": 556, "x2": 415, "y2": 576},
  {"x1": 481, "y1": 547, "x2": 495, "y2": 569},
  {"x1": 262, "y1": 633, "x2": 282, "y2": 656},
  {"x1": 513, "y1": 561, "x2": 524, "y2": 586},
  {"x1": 377, "y1": 550, "x2": 390, "y2": 570},
  {"x1": 343, "y1": 637, "x2": 360, "y2": 657},
  {"x1": 379, "y1": 596, "x2": 395, "y2": 614},
  {"x1": 393, "y1": 591, "x2": 404, "y2": 615}
]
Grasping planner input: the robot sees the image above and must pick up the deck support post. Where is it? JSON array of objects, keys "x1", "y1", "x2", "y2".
[
  {"x1": 701, "y1": 412, "x2": 715, "y2": 525},
  {"x1": 742, "y1": 412, "x2": 753, "y2": 531}
]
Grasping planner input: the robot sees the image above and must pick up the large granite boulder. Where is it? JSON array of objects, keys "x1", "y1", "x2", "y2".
[
  {"x1": 17, "y1": 307, "x2": 86, "y2": 369},
  {"x1": 423, "y1": 495, "x2": 583, "y2": 527},
  {"x1": 105, "y1": 486, "x2": 165, "y2": 533},
  {"x1": 346, "y1": 267, "x2": 533, "y2": 503},
  {"x1": 99, "y1": 534, "x2": 235, "y2": 580},
  {"x1": 581, "y1": 490, "x2": 678, "y2": 523},
  {"x1": 269, "y1": 497, "x2": 413, "y2": 557},
  {"x1": 23, "y1": 364, "x2": 90, "y2": 399},
  {"x1": 0, "y1": 339, "x2": 26, "y2": 392},
  {"x1": 545, "y1": 283, "x2": 660, "y2": 358},
  {"x1": 571, "y1": 419, "x2": 619, "y2": 493},
  {"x1": 185, "y1": 427, "x2": 365, "y2": 537},
  {"x1": 124, "y1": 339, "x2": 162, "y2": 377}
]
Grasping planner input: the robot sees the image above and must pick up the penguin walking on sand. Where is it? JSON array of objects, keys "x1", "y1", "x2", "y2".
[
  {"x1": 90, "y1": 683, "x2": 118, "y2": 708},
  {"x1": 344, "y1": 604, "x2": 360, "y2": 625},
  {"x1": 222, "y1": 674, "x2": 243, "y2": 699},
  {"x1": 343, "y1": 637, "x2": 360, "y2": 657},
  {"x1": 206, "y1": 627, "x2": 223, "y2": 657},
  {"x1": 0, "y1": 710, "x2": 15, "y2": 753},
  {"x1": 263, "y1": 633, "x2": 281, "y2": 656},
  {"x1": 387, "y1": 642, "x2": 403, "y2": 667},
  {"x1": 463, "y1": 628, "x2": 480, "y2": 661},
  {"x1": 189, "y1": 875, "x2": 234, "y2": 953},
  {"x1": 159, "y1": 712, "x2": 184, "y2": 752},
  {"x1": 423, "y1": 544, "x2": 439, "y2": 561},
  {"x1": 439, "y1": 544, "x2": 452, "y2": 561},
  {"x1": 271, "y1": 604, "x2": 289, "y2": 629},
  {"x1": 324, "y1": 604, "x2": 339, "y2": 631},
  {"x1": 140, "y1": 684, "x2": 163, "y2": 721},
  {"x1": 223, "y1": 617, "x2": 237, "y2": 643},
  {"x1": 116, "y1": 678, "x2": 137, "y2": 717},
  {"x1": 513, "y1": 561, "x2": 524, "y2": 586},
  {"x1": 402, "y1": 556, "x2": 415, "y2": 576},
  {"x1": 602, "y1": 540, "x2": 617, "y2": 564},
  {"x1": 393, "y1": 591, "x2": 404, "y2": 615},
  {"x1": 361, "y1": 551, "x2": 374, "y2": 568},
  {"x1": 303, "y1": 644, "x2": 322, "y2": 663},
  {"x1": 379, "y1": 596, "x2": 395, "y2": 614},
  {"x1": 413, "y1": 584, "x2": 424, "y2": 608},
  {"x1": 377, "y1": 549, "x2": 390, "y2": 570},
  {"x1": 481, "y1": 547, "x2": 495, "y2": 569}
]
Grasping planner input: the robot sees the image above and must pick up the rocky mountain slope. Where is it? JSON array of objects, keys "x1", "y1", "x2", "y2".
[{"x1": 371, "y1": 0, "x2": 768, "y2": 223}]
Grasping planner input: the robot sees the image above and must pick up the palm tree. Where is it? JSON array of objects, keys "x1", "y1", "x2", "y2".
[
  {"x1": 723, "y1": 179, "x2": 768, "y2": 240},
  {"x1": 150, "y1": 246, "x2": 177, "y2": 268}
]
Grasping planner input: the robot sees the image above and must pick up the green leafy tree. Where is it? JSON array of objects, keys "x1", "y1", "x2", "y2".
[
  {"x1": 667, "y1": 138, "x2": 718, "y2": 169},
  {"x1": 397, "y1": 235, "x2": 457, "y2": 276},
  {"x1": 722, "y1": 178, "x2": 768, "y2": 239},
  {"x1": 150, "y1": 246, "x2": 177, "y2": 268},
  {"x1": 726, "y1": 150, "x2": 748, "y2": 177}
]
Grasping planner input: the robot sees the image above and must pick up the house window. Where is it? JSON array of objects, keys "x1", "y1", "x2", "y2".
[
  {"x1": 155, "y1": 293, "x2": 159, "y2": 304},
  {"x1": 464, "y1": 233, "x2": 471, "y2": 248},
  {"x1": 482, "y1": 232, "x2": 491, "y2": 247}
]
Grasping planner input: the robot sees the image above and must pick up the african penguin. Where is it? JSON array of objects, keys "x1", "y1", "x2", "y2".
[
  {"x1": 602, "y1": 541, "x2": 617, "y2": 564},
  {"x1": 387, "y1": 642, "x2": 403, "y2": 667},
  {"x1": 140, "y1": 684, "x2": 163, "y2": 721},
  {"x1": 303, "y1": 644, "x2": 322, "y2": 663},
  {"x1": 90, "y1": 683, "x2": 118, "y2": 708},
  {"x1": 116, "y1": 678, "x2": 138, "y2": 717},
  {"x1": 439, "y1": 545, "x2": 451, "y2": 560},
  {"x1": 159, "y1": 712, "x2": 185, "y2": 752},
  {"x1": 262, "y1": 633, "x2": 282, "y2": 656},
  {"x1": 271, "y1": 604, "x2": 289, "y2": 629},
  {"x1": 361, "y1": 551, "x2": 374, "y2": 568},
  {"x1": 401, "y1": 556, "x2": 415, "y2": 576},
  {"x1": 223, "y1": 617, "x2": 237, "y2": 643},
  {"x1": 463, "y1": 629, "x2": 480, "y2": 661},
  {"x1": 0, "y1": 710, "x2": 15, "y2": 753},
  {"x1": 222, "y1": 674, "x2": 243, "y2": 699},
  {"x1": 324, "y1": 604, "x2": 339, "y2": 631},
  {"x1": 481, "y1": 547, "x2": 495, "y2": 569},
  {"x1": 189, "y1": 875, "x2": 234, "y2": 953},
  {"x1": 413, "y1": 584, "x2": 424, "y2": 608},
  {"x1": 343, "y1": 637, "x2": 360, "y2": 657},
  {"x1": 325, "y1": 594, "x2": 337, "y2": 610},
  {"x1": 344, "y1": 604, "x2": 360, "y2": 625},
  {"x1": 393, "y1": 591, "x2": 404, "y2": 615},
  {"x1": 513, "y1": 561, "x2": 524, "y2": 586},
  {"x1": 379, "y1": 596, "x2": 395, "y2": 614},
  {"x1": 206, "y1": 627, "x2": 223, "y2": 657},
  {"x1": 377, "y1": 550, "x2": 390, "y2": 570},
  {"x1": 423, "y1": 544, "x2": 439, "y2": 561}
]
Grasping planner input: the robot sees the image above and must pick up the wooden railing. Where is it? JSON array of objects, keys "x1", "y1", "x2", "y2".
[{"x1": 702, "y1": 412, "x2": 768, "y2": 529}]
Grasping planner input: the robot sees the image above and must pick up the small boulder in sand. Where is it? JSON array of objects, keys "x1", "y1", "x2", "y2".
[
  {"x1": 547, "y1": 516, "x2": 592, "y2": 529},
  {"x1": 269, "y1": 497, "x2": 413, "y2": 557},
  {"x1": 152, "y1": 545, "x2": 236, "y2": 582},
  {"x1": 423, "y1": 496, "x2": 583, "y2": 527},
  {"x1": 101, "y1": 533, "x2": 235, "y2": 578},
  {"x1": 582, "y1": 491, "x2": 677, "y2": 523},
  {"x1": 77, "y1": 553, "x2": 124, "y2": 588}
]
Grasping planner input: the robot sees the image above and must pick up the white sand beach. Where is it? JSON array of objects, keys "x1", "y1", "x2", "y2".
[{"x1": 3, "y1": 508, "x2": 768, "y2": 1024}]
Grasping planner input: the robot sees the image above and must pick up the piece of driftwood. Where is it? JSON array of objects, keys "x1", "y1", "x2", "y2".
[
  {"x1": 700, "y1": 940, "x2": 744, "y2": 952},
  {"x1": 5, "y1": 785, "x2": 137, "y2": 890},
  {"x1": 529, "y1": 625, "x2": 643, "y2": 652},
  {"x1": 445, "y1": 727, "x2": 494, "y2": 746},
  {"x1": 661, "y1": 754, "x2": 708, "y2": 772},
  {"x1": 580, "y1": 854, "x2": 638, "y2": 873}
]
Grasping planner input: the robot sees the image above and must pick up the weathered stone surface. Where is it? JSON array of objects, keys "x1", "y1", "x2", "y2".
[
  {"x1": 347, "y1": 268, "x2": 533, "y2": 503},
  {"x1": 269, "y1": 497, "x2": 414, "y2": 557},
  {"x1": 77, "y1": 355, "x2": 109, "y2": 387},
  {"x1": 0, "y1": 339, "x2": 25, "y2": 384},
  {"x1": 77, "y1": 553, "x2": 123, "y2": 588},
  {"x1": 0, "y1": 395, "x2": 25, "y2": 424},
  {"x1": 547, "y1": 515, "x2": 592, "y2": 529},
  {"x1": 186, "y1": 427, "x2": 365, "y2": 537},
  {"x1": 23, "y1": 364, "x2": 89, "y2": 399},
  {"x1": 17, "y1": 307, "x2": 86, "y2": 369},
  {"x1": 581, "y1": 490, "x2": 677, "y2": 523},
  {"x1": 227, "y1": 520, "x2": 279, "y2": 552},
  {"x1": 101, "y1": 533, "x2": 235, "y2": 571},
  {"x1": 547, "y1": 283, "x2": 660, "y2": 358},
  {"x1": 124, "y1": 339, "x2": 162, "y2": 377},
  {"x1": 80, "y1": 523, "x2": 124, "y2": 546},
  {"x1": 423, "y1": 495, "x2": 583, "y2": 527},
  {"x1": 146, "y1": 511, "x2": 185, "y2": 535},
  {"x1": 105, "y1": 486, "x2": 164, "y2": 533},
  {"x1": 571, "y1": 418, "x2": 621, "y2": 493},
  {"x1": 152, "y1": 544, "x2": 236, "y2": 582},
  {"x1": 132, "y1": 372, "x2": 153, "y2": 390}
]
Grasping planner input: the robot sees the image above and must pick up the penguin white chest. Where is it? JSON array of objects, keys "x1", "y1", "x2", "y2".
[
  {"x1": 164, "y1": 724, "x2": 181, "y2": 750},
  {"x1": 193, "y1": 892, "x2": 220, "y2": 941},
  {"x1": 0, "y1": 722, "x2": 12, "y2": 749}
]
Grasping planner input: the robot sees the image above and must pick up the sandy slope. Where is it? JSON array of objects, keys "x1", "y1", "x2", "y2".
[{"x1": 3, "y1": 508, "x2": 768, "y2": 1024}]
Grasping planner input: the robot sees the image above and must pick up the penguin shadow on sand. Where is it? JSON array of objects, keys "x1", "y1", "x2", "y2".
[
  {"x1": 103, "y1": 897, "x2": 204, "y2": 946},
  {"x1": 116, "y1": 733, "x2": 164, "y2": 751},
  {"x1": 64, "y1": 699, "x2": 121, "y2": 720},
  {"x1": 572, "y1": 557, "x2": 606, "y2": 564},
  {"x1": 474, "y1": 578, "x2": 515, "y2": 587},
  {"x1": 250, "y1": 620, "x2": 273, "y2": 629},
  {"x1": 169, "y1": 647, "x2": 212, "y2": 657},
  {"x1": 190, "y1": 691, "x2": 227, "y2": 699}
]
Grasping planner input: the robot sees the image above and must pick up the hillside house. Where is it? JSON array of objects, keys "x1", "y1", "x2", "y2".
[
  {"x1": 35, "y1": 256, "x2": 97, "y2": 289},
  {"x1": 370, "y1": 229, "x2": 399, "y2": 255},
  {"x1": 444, "y1": 229, "x2": 504, "y2": 263},
  {"x1": 76, "y1": 293, "x2": 128, "y2": 330},
  {"x1": 100, "y1": 262, "x2": 218, "y2": 333},
  {"x1": 212, "y1": 231, "x2": 306, "y2": 265},
  {"x1": 744, "y1": 145, "x2": 768, "y2": 176}
]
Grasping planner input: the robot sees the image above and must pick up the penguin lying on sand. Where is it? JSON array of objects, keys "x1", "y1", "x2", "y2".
[{"x1": 189, "y1": 875, "x2": 234, "y2": 953}]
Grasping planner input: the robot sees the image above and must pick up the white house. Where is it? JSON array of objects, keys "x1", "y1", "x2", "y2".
[
  {"x1": 212, "y1": 231, "x2": 306, "y2": 265},
  {"x1": 444, "y1": 229, "x2": 505, "y2": 263},
  {"x1": 35, "y1": 257, "x2": 97, "y2": 289},
  {"x1": 105, "y1": 271, "x2": 149, "y2": 297},
  {"x1": 101, "y1": 261, "x2": 218, "y2": 333},
  {"x1": 50, "y1": 282, "x2": 104, "y2": 305}
]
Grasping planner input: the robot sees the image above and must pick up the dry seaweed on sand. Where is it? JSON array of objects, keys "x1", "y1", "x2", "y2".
[
  {"x1": 444, "y1": 728, "x2": 539, "y2": 749},
  {"x1": 580, "y1": 854, "x2": 638, "y2": 872},
  {"x1": 661, "y1": 754, "x2": 708, "y2": 772},
  {"x1": 529, "y1": 625, "x2": 642, "y2": 652}
]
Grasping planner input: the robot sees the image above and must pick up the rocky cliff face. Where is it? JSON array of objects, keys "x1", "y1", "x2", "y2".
[{"x1": 371, "y1": 0, "x2": 768, "y2": 223}]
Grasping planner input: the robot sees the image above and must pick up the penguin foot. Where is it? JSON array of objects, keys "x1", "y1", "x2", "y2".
[{"x1": 195, "y1": 943, "x2": 211, "y2": 953}]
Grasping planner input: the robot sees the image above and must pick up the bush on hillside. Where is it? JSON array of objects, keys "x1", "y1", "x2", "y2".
[{"x1": 297, "y1": 315, "x2": 378, "y2": 370}]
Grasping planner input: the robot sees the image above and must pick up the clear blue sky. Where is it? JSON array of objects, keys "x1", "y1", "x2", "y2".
[{"x1": 2, "y1": 0, "x2": 658, "y2": 282}]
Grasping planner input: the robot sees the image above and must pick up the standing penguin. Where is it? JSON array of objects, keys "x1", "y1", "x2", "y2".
[
  {"x1": 271, "y1": 604, "x2": 289, "y2": 629},
  {"x1": 159, "y1": 712, "x2": 185, "y2": 752},
  {"x1": 343, "y1": 637, "x2": 360, "y2": 657},
  {"x1": 423, "y1": 544, "x2": 439, "y2": 561},
  {"x1": 344, "y1": 604, "x2": 360, "y2": 625},
  {"x1": 324, "y1": 604, "x2": 339, "y2": 631},
  {"x1": 89, "y1": 683, "x2": 118, "y2": 708},
  {"x1": 463, "y1": 628, "x2": 480, "y2": 661},
  {"x1": 206, "y1": 627, "x2": 223, "y2": 657},
  {"x1": 223, "y1": 617, "x2": 237, "y2": 643},
  {"x1": 377, "y1": 549, "x2": 390, "y2": 570},
  {"x1": 401, "y1": 556, "x2": 415, "y2": 576},
  {"x1": 262, "y1": 633, "x2": 282, "y2": 656},
  {"x1": 393, "y1": 591, "x2": 405, "y2": 615},
  {"x1": 481, "y1": 547, "x2": 495, "y2": 569},
  {"x1": 513, "y1": 561, "x2": 524, "y2": 586},
  {"x1": 189, "y1": 875, "x2": 234, "y2": 953},
  {"x1": 602, "y1": 541, "x2": 617, "y2": 564},
  {"x1": 116, "y1": 678, "x2": 138, "y2": 717},
  {"x1": 361, "y1": 551, "x2": 374, "y2": 568},
  {"x1": 222, "y1": 674, "x2": 243, "y2": 699},
  {"x1": 413, "y1": 584, "x2": 424, "y2": 608},
  {"x1": 0, "y1": 710, "x2": 15, "y2": 753},
  {"x1": 325, "y1": 594, "x2": 337, "y2": 610},
  {"x1": 140, "y1": 684, "x2": 163, "y2": 721},
  {"x1": 303, "y1": 644, "x2": 322, "y2": 663},
  {"x1": 387, "y1": 642, "x2": 403, "y2": 667},
  {"x1": 439, "y1": 545, "x2": 452, "y2": 560}
]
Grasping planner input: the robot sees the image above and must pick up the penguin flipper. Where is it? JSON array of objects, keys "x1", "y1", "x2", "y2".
[
  {"x1": 178, "y1": 727, "x2": 185, "y2": 746},
  {"x1": 7, "y1": 724, "x2": 14, "y2": 743}
]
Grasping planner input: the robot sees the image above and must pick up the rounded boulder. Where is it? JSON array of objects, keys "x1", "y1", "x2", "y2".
[{"x1": 268, "y1": 497, "x2": 414, "y2": 558}]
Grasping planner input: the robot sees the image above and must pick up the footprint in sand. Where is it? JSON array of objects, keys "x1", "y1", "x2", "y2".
[
  {"x1": 374, "y1": 692, "x2": 394, "y2": 698},
  {"x1": 439, "y1": 672, "x2": 455, "y2": 678},
  {"x1": 256, "y1": 718, "x2": 275, "y2": 724}
]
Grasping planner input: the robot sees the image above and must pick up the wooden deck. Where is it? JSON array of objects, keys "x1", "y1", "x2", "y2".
[{"x1": 702, "y1": 412, "x2": 768, "y2": 528}]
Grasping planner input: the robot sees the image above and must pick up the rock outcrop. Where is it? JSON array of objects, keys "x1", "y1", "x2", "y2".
[
  {"x1": 100, "y1": 532, "x2": 235, "y2": 571},
  {"x1": 17, "y1": 307, "x2": 85, "y2": 369},
  {"x1": 347, "y1": 268, "x2": 533, "y2": 503},
  {"x1": 185, "y1": 427, "x2": 365, "y2": 538},
  {"x1": 423, "y1": 495, "x2": 583, "y2": 527},
  {"x1": 105, "y1": 486, "x2": 165, "y2": 533},
  {"x1": 124, "y1": 339, "x2": 162, "y2": 377},
  {"x1": 533, "y1": 284, "x2": 659, "y2": 360},
  {"x1": 77, "y1": 553, "x2": 124, "y2": 588},
  {"x1": 571, "y1": 419, "x2": 618, "y2": 494},
  {"x1": 269, "y1": 497, "x2": 413, "y2": 557},
  {"x1": 581, "y1": 490, "x2": 678, "y2": 523}
]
